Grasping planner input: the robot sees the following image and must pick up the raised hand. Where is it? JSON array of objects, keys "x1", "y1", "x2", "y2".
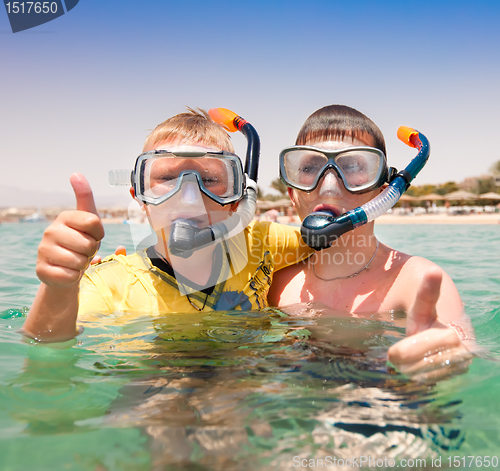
[
  {"x1": 23, "y1": 174, "x2": 105, "y2": 341},
  {"x1": 36, "y1": 173, "x2": 105, "y2": 287},
  {"x1": 388, "y1": 267, "x2": 473, "y2": 380}
]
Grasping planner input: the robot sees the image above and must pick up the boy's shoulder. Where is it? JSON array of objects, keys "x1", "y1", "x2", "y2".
[
  {"x1": 247, "y1": 220, "x2": 302, "y2": 240},
  {"x1": 247, "y1": 220, "x2": 312, "y2": 268}
]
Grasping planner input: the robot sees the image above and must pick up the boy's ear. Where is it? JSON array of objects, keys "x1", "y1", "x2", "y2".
[
  {"x1": 287, "y1": 187, "x2": 297, "y2": 208},
  {"x1": 130, "y1": 187, "x2": 147, "y2": 211}
]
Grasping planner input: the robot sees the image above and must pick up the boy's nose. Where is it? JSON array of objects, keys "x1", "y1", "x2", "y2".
[
  {"x1": 179, "y1": 181, "x2": 202, "y2": 205},
  {"x1": 318, "y1": 169, "x2": 343, "y2": 197}
]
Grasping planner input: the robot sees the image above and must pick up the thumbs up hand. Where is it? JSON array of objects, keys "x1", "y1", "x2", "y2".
[
  {"x1": 388, "y1": 267, "x2": 473, "y2": 380},
  {"x1": 405, "y1": 267, "x2": 442, "y2": 337},
  {"x1": 36, "y1": 174, "x2": 105, "y2": 287}
]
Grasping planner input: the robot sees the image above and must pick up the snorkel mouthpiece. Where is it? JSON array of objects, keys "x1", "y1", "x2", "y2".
[
  {"x1": 301, "y1": 212, "x2": 354, "y2": 250},
  {"x1": 301, "y1": 127, "x2": 430, "y2": 251},
  {"x1": 169, "y1": 219, "x2": 215, "y2": 258},
  {"x1": 168, "y1": 108, "x2": 260, "y2": 257}
]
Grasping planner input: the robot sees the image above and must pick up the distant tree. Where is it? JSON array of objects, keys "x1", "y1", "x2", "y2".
[
  {"x1": 270, "y1": 178, "x2": 288, "y2": 196},
  {"x1": 476, "y1": 176, "x2": 497, "y2": 194},
  {"x1": 407, "y1": 181, "x2": 459, "y2": 197},
  {"x1": 436, "y1": 181, "x2": 459, "y2": 195},
  {"x1": 490, "y1": 160, "x2": 500, "y2": 175},
  {"x1": 406, "y1": 184, "x2": 437, "y2": 197},
  {"x1": 256, "y1": 185, "x2": 264, "y2": 199}
]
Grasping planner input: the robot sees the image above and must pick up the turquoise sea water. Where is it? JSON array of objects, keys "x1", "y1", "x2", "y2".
[{"x1": 0, "y1": 222, "x2": 499, "y2": 470}]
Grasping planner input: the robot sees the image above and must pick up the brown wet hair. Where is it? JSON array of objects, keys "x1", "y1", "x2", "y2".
[{"x1": 295, "y1": 105, "x2": 387, "y2": 156}]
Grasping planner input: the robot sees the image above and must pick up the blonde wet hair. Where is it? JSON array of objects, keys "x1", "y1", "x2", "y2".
[{"x1": 143, "y1": 107, "x2": 234, "y2": 153}]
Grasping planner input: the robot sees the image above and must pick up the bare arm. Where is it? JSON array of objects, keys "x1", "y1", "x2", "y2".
[
  {"x1": 21, "y1": 174, "x2": 104, "y2": 342},
  {"x1": 388, "y1": 266, "x2": 473, "y2": 378},
  {"x1": 271, "y1": 253, "x2": 473, "y2": 377}
]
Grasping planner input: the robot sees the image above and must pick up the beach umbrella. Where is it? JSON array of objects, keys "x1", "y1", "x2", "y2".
[
  {"x1": 418, "y1": 193, "x2": 445, "y2": 201},
  {"x1": 257, "y1": 200, "x2": 273, "y2": 210},
  {"x1": 4, "y1": 207, "x2": 36, "y2": 216},
  {"x1": 479, "y1": 192, "x2": 500, "y2": 200},
  {"x1": 399, "y1": 194, "x2": 420, "y2": 202},
  {"x1": 265, "y1": 199, "x2": 292, "y2": 209},
  {"x1": 271, "y1": 198, "x2": 293, "y2": 208},
  {"x1": 4, "y1": 207, "x2": 21, "y2": 215},
  {"x1": 443, "y1": 190, "x2": 478, "y2": 201}
]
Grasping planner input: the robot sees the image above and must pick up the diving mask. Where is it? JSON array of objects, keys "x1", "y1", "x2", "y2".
[
  {"x1": 299, "y1": 127, "x2": 431, "y2": 251},
  {"x1": 132, "y1": 146, "x2": 245, "y2": 206},
  {"x1": 280, "y1": 145, "x2": 392, "y2": 194}
]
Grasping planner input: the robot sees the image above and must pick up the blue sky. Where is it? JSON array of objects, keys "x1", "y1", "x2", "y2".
[{"x1": 1, "y1": 0, "x2": 499, "y2": 207}]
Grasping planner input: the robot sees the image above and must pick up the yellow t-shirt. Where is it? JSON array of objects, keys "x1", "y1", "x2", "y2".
[{"x1": 79, "y1": 221, "x2": 312, "y2": 317}]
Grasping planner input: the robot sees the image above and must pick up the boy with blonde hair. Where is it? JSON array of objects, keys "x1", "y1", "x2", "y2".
[{"x1": 23, "y1": 109, "x2": 312, "y2": 342}]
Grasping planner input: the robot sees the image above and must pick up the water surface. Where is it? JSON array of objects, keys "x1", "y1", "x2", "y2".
[{"x1": 0, "y1": 222, "x2": 499, "y2": 470}]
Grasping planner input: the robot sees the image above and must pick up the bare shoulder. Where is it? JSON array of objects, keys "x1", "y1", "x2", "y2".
[
  {"x1": 395, "y1": 253, "x2": 450, "y2": 285},
  {"x1": 378, "y1": 242, "x2": 440, "y2": 279},
  {"x1": 268, "y1": 258, "x2": 309, "y2": 306}
]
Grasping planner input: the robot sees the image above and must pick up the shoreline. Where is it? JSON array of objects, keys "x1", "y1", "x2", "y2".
[
  {"x1": 375, "y1": 213, "x2": 500, "y2": 225},
  {"x1": 273, "y1": 213, "x2": 500, "y2": 226},
  {"x1": 2, "y1": 214, "x2": 499, "y2": 226}
]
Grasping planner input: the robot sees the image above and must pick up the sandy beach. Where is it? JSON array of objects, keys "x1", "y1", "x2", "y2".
[
  {"x1": 375, "y1": 213, "x2": 500, "y2": 225},
  {"x1": 274, "y1": 213, "x2": 500, "y2": 226},
  {"x1": 3, "y1": 211, "x2": 498, "y2": 225}
]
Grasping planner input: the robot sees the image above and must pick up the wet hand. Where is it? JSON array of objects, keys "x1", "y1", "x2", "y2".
[
  {"x1": 36, "y1": 174, "x2": 105, "y2": 287},
  {"x1": 388, "y1": 267, "x2": 472, "y2": 380}
]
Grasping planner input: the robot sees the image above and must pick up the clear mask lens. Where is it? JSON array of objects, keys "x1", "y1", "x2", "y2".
[
  {"x1": 283, "y1": 149, "x2": 328, "y2": 188},
  {"x1": 282, "y1": 147, "x2": 384, "y2": 192},
  {"x1": 334, "y1": 150, "x2": 381, "y2": 189},
  {"x1": 146, "y1": 173, "x2": 210, "y2": 233},
  {"x1": 138, "y1": 153, "x2": 242, "y2": 205}
]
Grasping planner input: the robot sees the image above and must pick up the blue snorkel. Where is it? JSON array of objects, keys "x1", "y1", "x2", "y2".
[{"x1": 301, "y1": 126, "x2": 430, "y2": 250}]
